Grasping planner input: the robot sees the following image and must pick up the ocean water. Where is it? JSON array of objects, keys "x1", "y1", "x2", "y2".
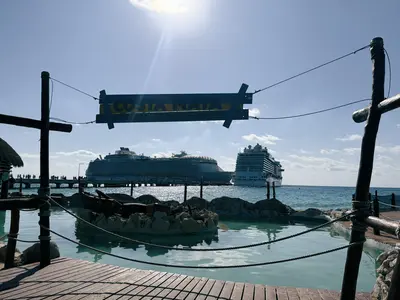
[{"x1": 3, "y1": 185, "x2": 399, "y2": 292}]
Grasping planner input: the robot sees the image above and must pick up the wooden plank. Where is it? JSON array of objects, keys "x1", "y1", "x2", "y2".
[
  {"x1": 0, "y1": 113, "x2": 73, "y2": 132},
  {"x1": 185, "y1": 277, "x2": 209, "y2": 300},
  {"x1": 318, "y1": 289, "x2": 336, "y2": 300},
  {"x1": 156, "y1": 274, "x2": 188, "y2": 298},
  {"x1": 206, "y1": 280, "x2": 225, "y2": 300},
  {"x1": 175, "y1": 276, "x2": 202, "y2": 300},
  {"x1": 266, "y1": 286, "x2": 277, "y2": 300},
  {"x1": 286, "y1": 287, "x2": 300, "y2": 300},
  {"x1": 166, "y1": 276, "x2": 195, "y2": 299},
  {"x1": 6, "y1": 263, "x2": 121, "y2": 299},
  {"x1": 276, "y1": 286, "x2": 289, "y2": 300},
  {"x1": 105, "y1": 269, "x2": 158, "y2": 300},
  {"x1": 230, "y1": 282, "x2": 244, "y2": 300},
  {"x1": 195, "y1": 278, "x2": 215, "y2": 300},
  {"x1": 242, "y1": 283, "x2": 255, "y2": 300},
  {"x1": 296, "y1": 288, "x2": 312, "y2": 300},
  {"x1": 139, "y1": 272, "x2": 179, "y2": 298},
  {"x1": 0, "y1": 259, "x2": 92, "y2": 295},
  {"x1": 217, "y1": 281, "x2": 234, "y2": 300},
  {"x1": 254, "y1": 284, "x2": 266, "y2": 300}
]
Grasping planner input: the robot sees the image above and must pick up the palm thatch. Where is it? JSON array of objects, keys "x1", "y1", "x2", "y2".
[{"x1": 0, "y1": 138, "x2": 24, "y2": 168}]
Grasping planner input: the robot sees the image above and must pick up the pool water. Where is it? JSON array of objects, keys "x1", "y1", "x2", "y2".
[{"x1": 1, "y1": 209, "x2": 379, "y2": 292}]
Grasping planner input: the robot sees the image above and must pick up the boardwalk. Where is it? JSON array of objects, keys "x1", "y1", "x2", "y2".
[{"x1": 0, "y1": 257, "x2": 371, "y2": 299}]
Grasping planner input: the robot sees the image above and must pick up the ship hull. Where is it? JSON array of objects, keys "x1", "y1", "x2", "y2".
[
  {"x1": 233, "y1": 178, "x2": 282, "y2": 187},
  {"x1": 86, "y1": 157, "x2": 233, "y2": 185}
]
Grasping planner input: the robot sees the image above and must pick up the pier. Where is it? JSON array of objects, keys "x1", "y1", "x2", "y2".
[
  {"x1": 1, "y1": 37, "x2": 400, "y2": 299},
  {"x1": 0, "y1": 257, "x2": 371, "y2": 299},
  {"x1": 8, "y1": 177, "x2": 229, "y2": 190}
]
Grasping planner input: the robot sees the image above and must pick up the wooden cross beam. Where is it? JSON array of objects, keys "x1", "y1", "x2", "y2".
[
  {"x1": 352, "y1": 93, "x2": 400, "y2": 123},
  {"x1": 0, "y1": 113, "x2": 72, "y2": 132}
]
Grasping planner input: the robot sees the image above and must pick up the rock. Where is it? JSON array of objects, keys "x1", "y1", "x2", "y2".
[
  {"x1": 181, "y1": 218, "x2": 202, "y2": 233},
  {"x1": 21, "y1": 241, "x2": 60, "y2": 265},
  {"x1": 134, "y1": 194, "x2": 159, "y2": 205},
  {"x1": 187, "y1": 197, "x2": 208, "y2": 209},
  {"x1": 151, "y1": 219, "x2": 170, "y2": 232},
  {"x1": 153, "y1": 211, "x2": 167, "y2": 220},
  {"x1": 292, "y1": 208, "x2": 324, "y2": 217},
  {"x1": 0, "y1": 244, "x2": 21, "y2": 263}
]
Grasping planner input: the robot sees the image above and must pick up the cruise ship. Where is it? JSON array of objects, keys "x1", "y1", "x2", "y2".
[
  {"x1": 85, "y1": 148, "x2": 232, "y2": 185},
  {"x1": 232, "y1": 144, "x2": 284, "y2": 187}
]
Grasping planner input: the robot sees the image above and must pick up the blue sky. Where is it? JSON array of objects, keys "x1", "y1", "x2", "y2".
[{"x1": 1, "y1": 0, "x2": 400, "y2": 187}]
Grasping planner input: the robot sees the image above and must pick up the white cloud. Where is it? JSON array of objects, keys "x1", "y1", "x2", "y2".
[
  {"x1": 249, "y1": 108, "x2": 261, "y2": 117},
  {"x1": 151, "y1": 138, "x2": 162, "y2": 142},
  {"x1": 242, "y1": 133, "x2": 281, "y2": 145},
  {"x1": 55, "y1": 150, "x2": 99, "y2": 158},
  {"x1": 320, "y1": 149, "x2": 340, "y2": 155},
  {"x1": 129, "y1": 0, "x2": 188, "y2": 14},
  {"x1": 219, "y1": 156, "x2": 236, "y2": 171},
  {"x1": 397, "y1": 124, "x2": 400, "y2": 128},
  {"x1": 335, "y1": 134, "x2": 362, "y2": 142}
]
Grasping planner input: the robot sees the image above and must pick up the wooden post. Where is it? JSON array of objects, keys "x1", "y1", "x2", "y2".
[
  {"x1": 200, "y1": 177, "x2": 203, "y2": 199},
  {"x1": 4, "y1": 209, "x2": 20, "y2": 269},
  {"x1": 184, "y1": 181, "x2": 188, "y2": 202},
  {"x1": 130, "y1": 182, "x2": 134, "y2": 197},
  {"x1": 391, "y1": 193, "x2": 396, "y2": 210},
  {"x1": 272, "y1": 181, "x2": 276, "y2": 199},
  {"x1": 267, "y1": 181, "x2": 270, "y2": 200},
  {"x1": 387, "y1": 244, "x2": 400, "y2": 300},
  {"x1": 373, "y1": 190, "x2": 380, "y2": 235},
  {"x1": 340, "y1": 37, "x2": 385, "y2": 300},
  {"x1": 19, "y1": 176, "x2": 22, "y2": 193},
  {"x1": 38, "y1": 71, "x2": 51, "y2": 268},
  {"x1": 1, "y1": 179, "x2": 8, "y2": 199}
]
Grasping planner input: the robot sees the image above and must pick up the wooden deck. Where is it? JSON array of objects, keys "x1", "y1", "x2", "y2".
[
  {"x1": 341, "y1": 210, "x2": 400, "y2": 246},
  {"x1": 0, "y1": 257, "x2": 371, "y2": 299}
]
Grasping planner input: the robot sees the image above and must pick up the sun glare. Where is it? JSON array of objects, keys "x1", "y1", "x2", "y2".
[
  {"x1": 130, "y1": 0, "x2": 212, "y2": 36},
  {"x1": 130, "y1": 0, "x2": 188, "y2": 14}
]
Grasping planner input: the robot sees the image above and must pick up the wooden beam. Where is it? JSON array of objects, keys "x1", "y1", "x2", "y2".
[
  {"x1": 0, "y1": 113, "x2": 72, "y2": 132},
  {"x1": 0, "y1": 197, "x2": 42, "y2": 210},
  {"x1": 352, "y1": 93, "x2": 400, "y2": 123},
  {"x1": 364, "y1": 216, "x2": 400, "y2": 237}
]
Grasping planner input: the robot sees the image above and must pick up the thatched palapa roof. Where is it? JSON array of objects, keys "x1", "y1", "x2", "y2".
[{"x1": 0, "y1": 138, "x2": 24, "y2": 168}]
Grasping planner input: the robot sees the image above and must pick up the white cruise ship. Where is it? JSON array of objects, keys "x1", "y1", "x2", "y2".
[{"x1": 232, "y1": 144, "x2": 284, "y2": 187}]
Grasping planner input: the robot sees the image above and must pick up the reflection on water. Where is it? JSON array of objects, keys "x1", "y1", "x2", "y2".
[{"x1": 3, "y1": 210, "x2": 379, "y2": 292}]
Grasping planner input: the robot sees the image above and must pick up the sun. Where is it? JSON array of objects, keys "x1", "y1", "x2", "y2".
[
  {"x1": 130, "y1": 0, "x2": 212, "y2": 36},
  {"x1": 130, "y1": 0, "x2": 188, "y2": 14}
]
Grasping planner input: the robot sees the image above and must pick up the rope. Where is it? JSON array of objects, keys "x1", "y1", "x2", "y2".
[
  {"x1": 50, "y1": 117, "x2": 96, "y2": 125},
  {"x1": 7, "y1": 236, "x2": 39, "y2": 243},
  {"x1": 47, "y1": 196, "x2": 355, "y2": 252},
  {"x1": 250, "y1": 98, "x2": 370, "y2": 120},
  {"x1": 378, "y1": 201, "x2": 400, "y2": 209},
  {"x1": 41, "y1": 224, "x2": 363, "y2": 269},
  {"x1": 50, "y1": 77, "x2": 99, "y2": 100},
  {"x1": 384, "y1": 48, "x2": 392, "y2": 98},
  {"x1": 253, "y1": 44, "x2": 369, "y2": 94}
]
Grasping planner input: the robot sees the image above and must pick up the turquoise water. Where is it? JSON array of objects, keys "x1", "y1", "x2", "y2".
[{"x1": 4, "y1": 185, "x2": 398, "y2": 292}]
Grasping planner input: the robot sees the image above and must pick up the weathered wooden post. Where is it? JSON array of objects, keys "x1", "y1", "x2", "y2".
[
  {"x1": 340, "y1": 37, "x2": 385, "y2": 300},
  {"x1": 272, "y1": 181, "x2": 276, "y2": 199},
  {"x1": 1, "y1": 180, "x2": 8, "y2": 199},
  {"x1": 184, "y1": 181, "x2": 188, "y2": 203},
  {"x1": 4, "y1": 209, "x2": 20, "y2": 268},
  {"x1": 200, "y1": 177, "x2": 203, "y2": 199},
  {"x1": 19, "y1": 176, "x2": 22, "y2": 193},
  {"x1": 130, "y1": 182, "x2": 134, "y2": 197},
  {"x1": 267, "y1": 181, "x2": 270, "y2": 200},
  {"x1": 38, "y1": 71, "x2": 51, "y2": 268},
  {"x1": 391, "y1": 193, "x2": 396, "y2": 210},
  {"x1": 373, "y1": 190, "x2": 380, "y2": 235}
]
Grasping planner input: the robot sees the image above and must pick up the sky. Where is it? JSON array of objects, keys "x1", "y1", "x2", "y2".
[{"x1": 1, "y1": 0, "x2": 400, "y2": 187}]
